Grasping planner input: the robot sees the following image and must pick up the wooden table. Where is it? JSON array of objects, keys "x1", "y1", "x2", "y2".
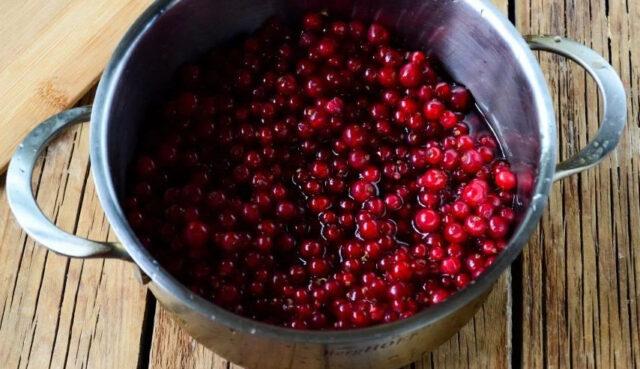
[{"x1": 1, "y1": 1, "x2": 639, "y2": 368}]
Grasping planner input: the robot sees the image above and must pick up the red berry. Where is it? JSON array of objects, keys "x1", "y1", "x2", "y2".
[
  {"x1": 325, "y1": 97, "x2": 344, "y2": 115},
  {"x1": 348, "y1": 149, "x2": 370, "y2": 170},
  {"x1": 309, "y1": 258, "x2": 330, "y2": 277},
  {"x1": 176, "y1": 92, "x2": 198, "y2": 117},
  {"x1": 444, "y1": 223, "x2": 467, "y2": 243},
  {"x1": 390, "y1": 261, "x2": 413, "y2": 281},
  {"x1": 358, "y1": 219, "x2": 380, "y2": 240},
  {"x1": 309, "y1": 196, "x2": 331, "y2": 213},
  {"x1": 399, "y1": 63, "x2": 422, "y2": 87},
  {"x1": 342, "y1": 125, "x2": 367, "y2": 148},
  {"x1": 435, "y1": 82, "x2": 452, "y2": 100},
  {"x1": 183, "y1": 221, "x2": 209, "y2": 248},
  {"x1": 367, "y1": 23, "x2": 389, "y2": 45},
  {"x1": 461, "y1": 180, "x2": 488, "y2": 207},
  {"x1": 384, "y1": 194, "x2": 403, "y2": 210},
  {"x1": 495, "y1": 169, "x2": 517, "y2": 190},
  {"x1": 488, "y1": 216, "x2": 510, "y2": 239},
  {"x1": 450, "y1": 86, "x2": 472, "y2": 111},
  {"x1": 361, "y1": 166, "x2": 381, "y2": 183},
  {"x1": 414, "y1": 209, "x2": 441, "y2": 233},
  {"x1": 316, "y1": 37, "x2": 338, "y2": 58},
  {"x1": 303, "y1": 12, "x2": 323, "y2": 31},
  {"x1": 418, "y1": 169, "x2": 448, "y2": 191},
  {"x1": 276, "y1": 201, "x2": 297, "y2": 219},
  {"x1": 378, "y1": 66, "x2": 397, "y2": 87},
  {"x1": 460, "y1": 149, "x2": 483, "y2": 173},
  {"x1": 440, "y1": 111, "x2": 458, "y2": 129},
  {"x1": 431, "y1": 289, "x2": 450, "y2": 304},
  {"x1": 423, "y1": 100, "x2": 446, "y2": 121},
  {"x1": 464, "y1": 215, "x2": 487, "y2": 237},
  {"x1": 350, "y1": 180, "x2": 376, "y2": 202},
  {"x1": 441, "y1": 257, "x2": 462, "y2": 275},
  {"x1": 135, "y1": 156, "x2": 157, "y2": 178}
]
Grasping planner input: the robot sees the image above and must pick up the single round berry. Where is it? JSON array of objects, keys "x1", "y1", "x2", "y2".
[
  {"x1": 183, "y1": 221, "x2": 209, "y2": 248},
  {"x1": 390, "y1": 261, "x2": 413, "y2": 281},
  {"x1": 443, "y1": 222, "x2": 467, "y2": 243},
  {"x1": 488, "y1": 216, "x2": 510, "y2": 239},
  {"x1": 450, "y1": 86, "x2": 472, "y2": 111},
  {"x1": 316, "y1": 37, "x2": 338, "y2": 58},
  {"x1": 464, "y1": 215, "x2": 487, "y2": 237},
  {"x1": 367, "y1": 23, "x2": 390, "y2": 45},
  {"x1": 495, "y1": 169, "x2": 517, "y2": 190},
  {"x1": 414, "y1": 209, "x2": 441, "y2": 233},
  {"x1": 384, "y1": 194, "x2": 403, "y2": 211},
  {"x1": 441, "y1": 257, "x2": 462, "y2": 275},
  {"x1": 461, "y1": 180, "x2": 488, "y2": 207},
  {"x1": 435, "y1": 82, "x2": 452, "y2": 100},
  {"x1": 303, "y1": 12, "x2": 324, "y2": 31},
  {"x1": 423, "y1": 100, "x2": 446, "y2": 121},
  {"x1": 358, "y1": 219, "x2": 380, "y2": 240},
  {"x1": 460, "y1": 150, "x2": 483, "y2": 174},
  {"x1": 276, "y1": 201, "x2": 297, "y2": 219},
  {"x1": 309, "y1": 258, "x2": 331, "y2": 277},
  {"x1": 399, "y1": 63, "x2": 422, "y2": 87},
  {"x1": 342, "y1": 125, "x2": 367, "y2": 148},
  {"x1": 350, "y1": 180, "x2": 376, "y2": 202},
  {"x1": 418, "y1": 169, "x2": 448, "y2": 191},
  {"x1": 378, "y1": 66, "x2": 397, "y2": 87}
]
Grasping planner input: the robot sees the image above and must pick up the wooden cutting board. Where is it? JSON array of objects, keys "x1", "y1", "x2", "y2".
[{"x1": 0, "y1": 0, "x2": 152, "y2": 173}]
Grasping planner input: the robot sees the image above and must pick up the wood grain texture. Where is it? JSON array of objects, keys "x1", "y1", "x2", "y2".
[
  {"x1": 148, "y1": 306, "x2": 228, "y2": 369},
  {"x1": 0, "y1": 94, "x2": 149, "y2": 369},
  {"x1": 0, "y1": 0, "x2": 152, "y2": 172},
  {"x1": 516, "y1": 0, "x2": 640, "y2": 368}
]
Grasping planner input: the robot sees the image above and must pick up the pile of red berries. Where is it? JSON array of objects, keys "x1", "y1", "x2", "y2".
[{"x1": 124, "y1": 12, "x2": 518, "y2": 329}]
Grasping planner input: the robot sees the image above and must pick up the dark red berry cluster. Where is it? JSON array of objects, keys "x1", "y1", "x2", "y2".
[{"x1": 124, "y1": 12, "x2": 518, "y2": 330}]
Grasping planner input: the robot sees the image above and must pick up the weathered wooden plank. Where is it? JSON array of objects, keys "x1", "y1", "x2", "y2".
[
  {"x1": 607, "y1": 2, "x2": 640, "y2": 368},
  {"x1": 0, "y1": 0, "x2": 153, "y2": 172},
  {"x1": 0, "y1": 96, "x2": 149, "y2": 369},
  {"x1": 149, "y1": 306, "x2": 228, "y2": 369},
  {"x1": 516, "y1": 0, "x2": 640, "y2": 368},
  {"x1": 422, "y1": 274, "x2": 511, "y2": 369}
]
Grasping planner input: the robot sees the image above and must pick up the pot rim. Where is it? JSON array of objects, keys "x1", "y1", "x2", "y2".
[{"x1": 90, "y1": 0, "x2": 556, "y2": 344}]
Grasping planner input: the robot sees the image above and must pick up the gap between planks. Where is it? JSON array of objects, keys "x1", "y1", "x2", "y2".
[{"x1": 0, "y1": 92, "x2": 149, "y2": 369}]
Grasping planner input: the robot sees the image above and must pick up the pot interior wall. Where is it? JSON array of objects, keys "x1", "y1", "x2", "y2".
[{"x1": 104, "y1": 0, "x2": 541, "y2": 219}]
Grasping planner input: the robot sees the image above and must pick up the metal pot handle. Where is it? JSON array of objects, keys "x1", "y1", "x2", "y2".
[
  {"x1": 5, "y1": 106, "x2": 130, "y2": 260},
  {"x1": 526, "y1": 35, "x2": 627, "y2": 181}
]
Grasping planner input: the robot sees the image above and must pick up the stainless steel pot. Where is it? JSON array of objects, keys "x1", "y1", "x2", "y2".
[{"x1": 6, "y1": 0, "x2": 626, "y2": 368}]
